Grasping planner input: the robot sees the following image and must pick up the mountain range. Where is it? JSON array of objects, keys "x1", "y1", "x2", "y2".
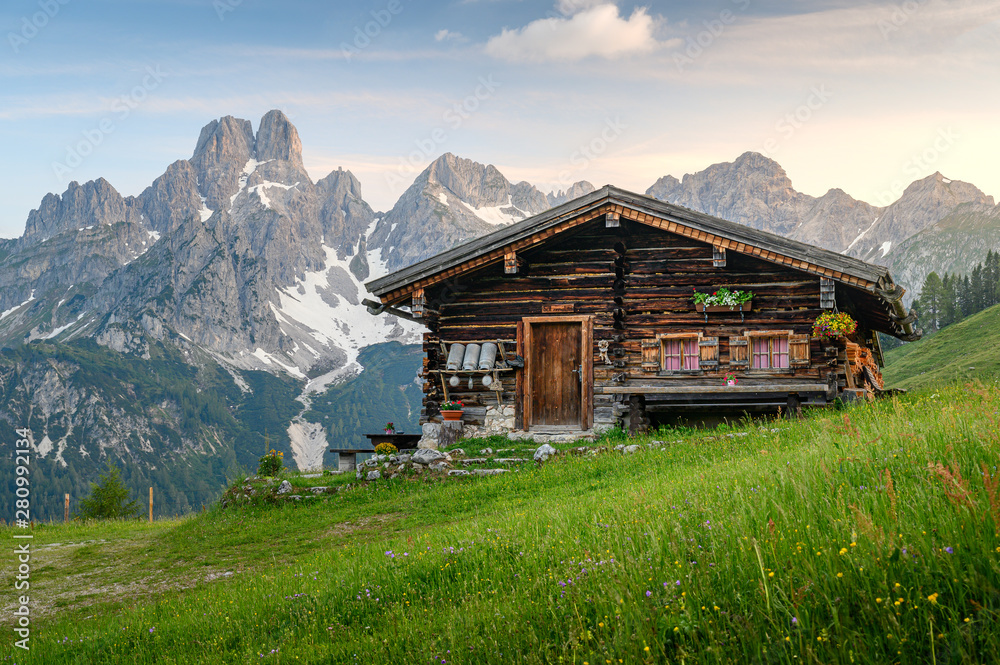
[{"x1": 2, "y1": 110, "x2": 997, "y2": 518}]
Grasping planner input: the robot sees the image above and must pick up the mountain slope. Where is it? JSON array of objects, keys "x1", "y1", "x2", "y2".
[{"x1": 882, "y1": 302, "x2": 1000, "y2": 389}]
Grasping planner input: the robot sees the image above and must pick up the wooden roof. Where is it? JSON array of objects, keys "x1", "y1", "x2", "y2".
[{"x1": 365, "y1": 186, "x2": 918, "y2": 340}]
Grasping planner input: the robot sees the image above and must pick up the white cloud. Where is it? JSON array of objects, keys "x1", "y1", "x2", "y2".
[
  {"x1": 434, "y1": 29, "x2": 467, "y2": 42},
  {"x1": 485, "y1": 3, "x2": 661, "y2": 63}
]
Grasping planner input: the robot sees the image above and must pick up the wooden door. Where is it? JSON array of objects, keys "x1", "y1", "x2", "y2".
[{"x1": 522, "y1": 316, "x2": 593, "y2": 430}]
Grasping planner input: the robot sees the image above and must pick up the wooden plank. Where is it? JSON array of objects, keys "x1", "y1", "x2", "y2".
[
  {"x1": 505, "y1": 250, "x2": 518, "y2": 274},
  {"x1": 542, "y1": 303, "x2": 575, "y2": 313},
  {"x1": 412, "y1": 288, "x2": 425, "y2": 318},
  {"x1": 713, "y1": 246, "x2": 727, "y2": 267},
  {"x1": 583, "y1": 315, "x2": 594, "y2": 429},
  {"x1": 596, "y1": 383, "x2": 830, "y2": 394}
]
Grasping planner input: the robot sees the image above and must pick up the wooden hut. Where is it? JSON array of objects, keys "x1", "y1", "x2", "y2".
[{"x1": 364, "y1": 186, "x2": 918, "y2": 436}]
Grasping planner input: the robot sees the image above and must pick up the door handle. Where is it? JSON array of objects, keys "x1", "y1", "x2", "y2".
[{"x1": 571, "y1": 365, "x2": 582, "y2": 385}]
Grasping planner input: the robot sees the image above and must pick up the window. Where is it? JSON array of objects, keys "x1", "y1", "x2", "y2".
[
  {"x1": 751, "y1": 335, "x2": 789, "y2": 369},
  {"x1": 663, "y1": 336, "x2": 700, "y2": 371}
]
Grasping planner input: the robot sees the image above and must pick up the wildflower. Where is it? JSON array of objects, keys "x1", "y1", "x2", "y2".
[
  {"x1": 927, "y1": 593, "x2": 939, "y2": 604},
  {"x1": 791, "y1": 617, "x2": 798, "y2": 626},
  {"x1": 646, "y1": 591, "x2": 652, "y2": 597},
  {"x1": 945, "y1": 547, "x2": 954, "y2": 554},
  {"x1": 839, "y1": 547, "x2": 848, "y2": 555}
]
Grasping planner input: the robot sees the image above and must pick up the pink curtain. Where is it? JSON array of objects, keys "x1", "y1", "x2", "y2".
[
  {"x1": 664, "y1": 339, "x2": 681, "y2": 370},
  {"x1": 683, "y1": 339, "x2": 700, "y2": 370},
  {"x1": 665, "y1": 338, "x2": 700, "y2": 370},
  {"x1": 773, "y1": 336, "x2": 789, "y2": 368},
  {"x1": 751, "y1": 336, "x2": 789, "y2": 369}
]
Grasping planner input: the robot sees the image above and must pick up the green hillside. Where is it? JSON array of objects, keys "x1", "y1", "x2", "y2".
[
  {"x1": 883, "y1": 302, "x2": 1000, "y2": 389},
  {"x1": 4, "y1": 382, "x2": 998, "y2": 663}
]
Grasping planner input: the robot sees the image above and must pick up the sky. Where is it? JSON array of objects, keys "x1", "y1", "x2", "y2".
[{"x1": 1, "y1": 0, "x2": 998, "y2": 238}]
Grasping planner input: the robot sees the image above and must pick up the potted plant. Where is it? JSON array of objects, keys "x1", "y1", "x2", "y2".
[
  {"x1": 724, "y1": 372, "x2": 739, "y2": 387},
  {"x1": 692, "y1": 287, "x2": 755, "y2": 313},
  {"x1": 440, "y1": 400, "x2": 464, "y2": 421},
  {"x1": 811, "y1": 312, "x2": 857, "y2": 341},
  {"x1": 384, "y1": 422, "x2": 395, "y2": 434}
]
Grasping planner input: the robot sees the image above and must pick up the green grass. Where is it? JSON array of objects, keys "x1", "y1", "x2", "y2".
[
  {"x1": 884, "y1": 303, "x2": 1000, "y2": 390},
  {"x1": 3, "y1": 384, "x2": 999, "y2": 663}
]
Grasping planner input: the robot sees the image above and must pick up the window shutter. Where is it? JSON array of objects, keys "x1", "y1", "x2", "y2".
[
  {"x1": 699, "y1": 336, "x2": 719, "y2": 369},
  {"x1": 641, "y1": 339, "x2": 659, "y2": 371},
  {"x1": 789, "y1": 334, "x2": 811, "y2": 367},
  {"x1": 729, "y1": 336, "x2": 749, "y2": 367}
]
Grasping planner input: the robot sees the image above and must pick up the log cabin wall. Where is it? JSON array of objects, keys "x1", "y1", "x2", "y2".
[{"x1": 418, "y1": 217, "x2": 857, "y2": 431}]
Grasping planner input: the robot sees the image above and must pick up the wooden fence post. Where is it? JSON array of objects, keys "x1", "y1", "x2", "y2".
[
  {"x1": 64, "y1": 493, "x2": 69, "y2": 522},
  {"x1": 149, "y1": 487, "x2": 153, "y2": 523}
]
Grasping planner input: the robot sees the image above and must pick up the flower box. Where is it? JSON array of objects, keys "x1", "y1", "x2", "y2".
[
  {"x1": 441, "y1": 410, "x2": 464, "y2": 422},
  {"x1": 695, "y1": 302, "x2": 752, "y2": 313}
]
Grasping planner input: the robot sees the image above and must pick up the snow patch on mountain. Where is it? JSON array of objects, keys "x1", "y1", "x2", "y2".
[
  {"x1": 249, "y1": 181, "x2": 299, "y2": 209},
  {"x1": 470, "y1": 197, "x2": 527, "y2": 226},
  {"x1": 252, "y1": 347, "x2": 306, "y2": 378},
  {"x1": 847, "y1": 216, "x2": 880, "y2": 252},
  {"x1": 271, "y1": 243, "x2": 421, "y2": 377},
  {"x1": 1, "y1": 291, "x2": 35, "y2": 321}
]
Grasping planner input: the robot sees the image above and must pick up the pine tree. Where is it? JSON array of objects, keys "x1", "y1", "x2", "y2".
[
  {"x1": 917, "y1": 272, "x2": 945, "y2": 331},
  {"x1": 76, "y1": 464, "x2": 141, "y2": 520}
]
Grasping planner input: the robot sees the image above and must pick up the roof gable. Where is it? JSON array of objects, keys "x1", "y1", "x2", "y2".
[
  {"x1": 366, "y1": 186, "x2": 890, "y2": 299},
  {"x1": 364, "y1": 186, "x2": 918, "y2": 340}
]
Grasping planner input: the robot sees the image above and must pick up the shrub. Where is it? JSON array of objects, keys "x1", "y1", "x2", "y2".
[
  {"x1": 76, "y1": 464, "x2": 141, "y2": 520},
  {"x1": 257, "y1": 449, "x2": 284, "y2": 476},
  {"x1": 374, "y1": 442, "x2": 398, "y2": 455}
]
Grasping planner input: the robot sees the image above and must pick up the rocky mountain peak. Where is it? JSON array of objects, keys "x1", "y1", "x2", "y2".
[
  {"x1": 425, "y1": 153, "x2": 510, "y2": 209},
  {"x1": 547, "y1": 181, "x2": 596, "y2": 207},
  {"x1": 22, "y1": 177, "x2": 131, "y2": 243},
  {"x1": 190, "y1": 115, "x2": 256, "y2": 211},
  {"x1": 853, "y1": 172, "x2": 995, "y2": 262},
  {"x1": 255, "y1": 110, "x2": 304, "y2": 168}
]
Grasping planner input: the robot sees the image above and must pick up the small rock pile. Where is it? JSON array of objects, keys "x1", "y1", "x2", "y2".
[{"x1": 220, "y1": 476, "x2": 344, "y2": 508}]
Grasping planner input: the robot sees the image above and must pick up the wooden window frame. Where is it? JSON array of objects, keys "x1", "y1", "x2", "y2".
[
  {"x1": 657, "y1": 332, "x2": 702, "y2": 376},
  {"x1": 743, "y1": 330, "x2": 793, "y2": 373}
]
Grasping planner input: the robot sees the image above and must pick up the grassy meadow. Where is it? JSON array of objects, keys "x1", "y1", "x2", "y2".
[
  {"x1": 883, "y1": 302, "x2": 1000, "y2": 390},
  {"x1": 2, "y1": 382, "x2": 1000, "y2": 663}
]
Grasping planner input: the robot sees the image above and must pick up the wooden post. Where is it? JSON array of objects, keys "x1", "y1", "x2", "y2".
[
  {"x1": 412, "y1": 288, "x2": 425, "y2": 317},
  {"x1": 64, "y1": 493, "x2": 69, "y2": 522},
  {"x1": 149, "y1": 487, "x2": 153, "y2": 523},
  {"x1": 504, "y1": 250, "x2": 518, "y2": 274}
]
